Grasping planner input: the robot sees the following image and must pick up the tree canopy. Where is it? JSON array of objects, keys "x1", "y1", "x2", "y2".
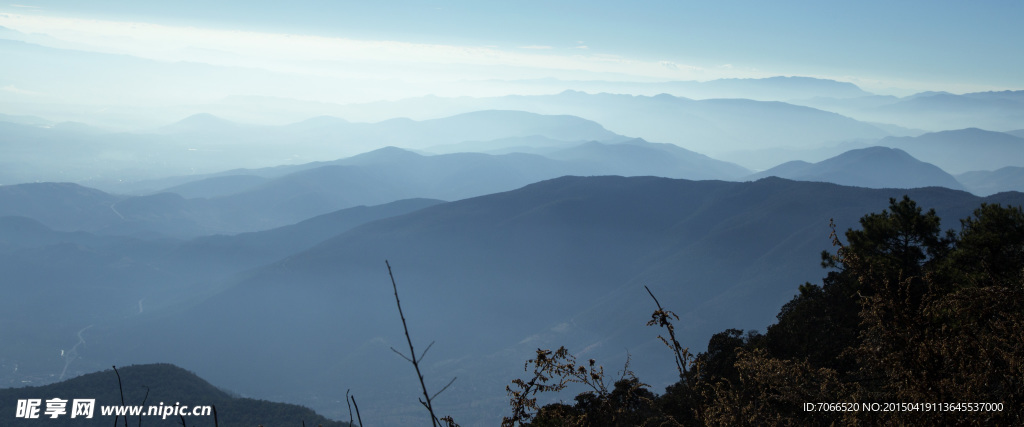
[{"x1": 504, "y1": 197, "x2": 1024, "y2": 426}]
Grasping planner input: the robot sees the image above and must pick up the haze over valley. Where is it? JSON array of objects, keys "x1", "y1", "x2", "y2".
[{"x1": 1, "y1": 1, "x2": 1022, "y2": 425}]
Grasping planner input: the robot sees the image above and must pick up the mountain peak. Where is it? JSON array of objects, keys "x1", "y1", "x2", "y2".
[
  {"x1": 340, "y1": 146, "x2": 424, "y2": 165},
  {"x1": 748, "y1": 146, "x2": 962, "y2": 190},
  {"x1": 158, "y1": 113, "x2": 239, "y2": 133},
  {"x1": 908, "y1": 90, "x2": 954, "y2": 97}
]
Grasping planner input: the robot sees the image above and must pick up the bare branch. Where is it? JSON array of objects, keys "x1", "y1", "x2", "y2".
[
  {"x1": 390, "y1": 347, "x2": 413, "y2": 363},
  {"x1": 387, "y1": 260, "x2": 441, "y2": 427},
  {"x1": 644, "y1": 285, "x2": 664, "y2": 311},
  {"x1": 351, "y1": 395, "x2": 363, "y2": 427},
  {"x1": 419, "y1": 341, "x2": 436, "y2": 361},
  {"x1": 431, "y1": 377, "x2": 457, "y2": 401},
  {"x1": 112, "y1": 365, "x2": 128, "y2": 427},
  {"x1": 345, "y1": 389, "x2": 354, "y2": 427}
]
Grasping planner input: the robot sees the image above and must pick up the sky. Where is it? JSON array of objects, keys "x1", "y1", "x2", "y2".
[{"x1": 0, "y1": 0, "x2": 1021, "y2": 106}]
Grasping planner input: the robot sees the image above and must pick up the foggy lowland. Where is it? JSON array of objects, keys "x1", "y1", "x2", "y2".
[{"x1": 1, "y1": 1, "x2": 1023, "y2": 426}]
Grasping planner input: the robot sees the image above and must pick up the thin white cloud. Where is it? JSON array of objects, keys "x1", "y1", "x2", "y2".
[
  {"x1": 518, "y1": 45, "x2": 553, "y2": 50},
  {"x1": 9, "y1": 4, "x2": 42, "y2": 8},
  {"x1": 0, "y1": 12, "x2": 716, "y2": 83}
]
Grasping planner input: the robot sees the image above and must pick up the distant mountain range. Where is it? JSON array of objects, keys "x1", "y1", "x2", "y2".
[
  {"x1": 0, "y1": 94, "x2": 900, "y2": 187},
  {"x1": 319, "y1": 91, "x2": 891, "y2": 160},
  {"x1": 468, "y1": 76, "x2": 873, "y2": 102},
  {"x1": 747, "y1": 146, "x2": 964, "y2": 190},
  {"x1": 544, "y1": 138, "x2": 751, "y2": 179},
  {"x1": 10, "y1": 136, "x2": 1023, "y2": 239},
  {"x1": 319, "y1": 91, "x2": 1022, "y2": 163},
  {"x1": 9, "y1": 175, "x2": 1009, "y2": 425},
  {"x1": 957, "y1": 167, "x2": 1024, "y2": 196},
  {"x1": 176, "y1": 143, "x2": 746, "y2": 233},
  {"x1": 6, "y1": 87, "x2": 1021, "y2": 188},
  {"x1": 794, "y1": 90, "x2": 1024, "y2": 132},
  {"x1": 0, "y1": 142, "x2": 752, "y2": 236},
  {"x1": 2, "y1": 31, "x2": 1020, "y2": 171},
  {"x1": 0, "y1": 38, "x2": 885, "y2": 128},
  {"x1": 877, "y1": 128, "x2": 1024, "y2": 174},
  {"x1": 0, "y1": 110, "x2": 626, "y2": 187}
]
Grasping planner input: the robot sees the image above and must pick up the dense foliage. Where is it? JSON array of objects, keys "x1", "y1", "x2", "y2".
[{"x1": 504, "y1": 197, "x2": 1024, "y2": 425}]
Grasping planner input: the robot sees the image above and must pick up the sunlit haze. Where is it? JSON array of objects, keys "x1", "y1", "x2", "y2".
[{"x1": 1, "y1": 0, "x2": 1021, "y2": 111}]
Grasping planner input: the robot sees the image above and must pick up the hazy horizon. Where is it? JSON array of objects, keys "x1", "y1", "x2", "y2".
[{"x1": 2, "y1": 1, "x2": 1021, "y2": 118}]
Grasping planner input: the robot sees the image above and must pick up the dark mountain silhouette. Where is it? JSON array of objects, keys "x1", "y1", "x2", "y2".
[
  {"x1": 957, "y1": 166, "x2": 1024, "y2": 196},
  {"x1": 746, "y1": 146, "x2": 963, "y2": 190},
  {"x1": 0, "y1": 363, "x2": 348, "y2": 426},
  {"x1": 878, "y1": 128, "x2": 1024, "y2": 174},
  {"x1": 76, "y1": 176, "x2": 1024, "y2": 425}
]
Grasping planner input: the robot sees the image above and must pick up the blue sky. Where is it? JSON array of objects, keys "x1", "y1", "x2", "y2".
[{"x1": 1, "y1": 0, "x2": 1021, "y2": 98}]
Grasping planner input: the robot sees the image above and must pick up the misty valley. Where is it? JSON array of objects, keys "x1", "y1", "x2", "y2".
[{"x1": 3, "y1": 73, "x2": 1024, "y2": 425}]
